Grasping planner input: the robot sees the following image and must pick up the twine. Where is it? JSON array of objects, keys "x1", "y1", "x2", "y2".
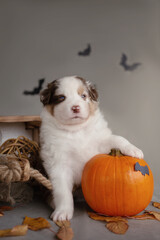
[
  {"x1": 0, "y1": 155, "x2": 22, "y2": 183},
  {"x1": 0, "y1": 155, "x2": 52, "y2": 190},
  {"x1": 0, "y1": 136, "x2": 52, "y2": 191}
]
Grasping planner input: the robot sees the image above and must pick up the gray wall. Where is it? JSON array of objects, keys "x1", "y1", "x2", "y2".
[{"x1": 0, "y1": 0, "x2": 160, "y2": 195}]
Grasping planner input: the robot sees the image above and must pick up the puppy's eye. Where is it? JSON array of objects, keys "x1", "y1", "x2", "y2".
[
  {"x1": 81, "y1": 94, "x2": 87, "y2": 99},
  {"x1": 58, "y1": 95, "x2": 65, "y2": 101}
]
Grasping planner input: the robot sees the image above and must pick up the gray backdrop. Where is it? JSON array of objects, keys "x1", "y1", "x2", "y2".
[{"x1": 0, "y1": 0, "x2": 160, "y2": 194}]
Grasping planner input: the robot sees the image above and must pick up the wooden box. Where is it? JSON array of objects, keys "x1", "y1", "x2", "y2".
[{"x1": 0, "y1": 116, "x2": 41, "y2": 145}]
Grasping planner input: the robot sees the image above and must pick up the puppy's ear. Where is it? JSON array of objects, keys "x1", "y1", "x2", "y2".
[
  {"x1": 40, "y1": 80, "x2": 58, "y2": 105},
  {"x1": 88, "y1": 84, "x2": 98, "y2": 102},
  {"x1": 40, "y1": 88, "x2": 51, "y2": 105}
]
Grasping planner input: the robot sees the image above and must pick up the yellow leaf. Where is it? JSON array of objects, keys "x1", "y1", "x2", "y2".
[
  {"x1": 152, "y1": 202, "x2": 160, "y2": 209},
  {"x1": 106, "y1": 221, "x2": 129, "y2": 234},
  {"x1": 0, "y1": 225, "x2": 28, "y2": 237},
  {"x1": 88, "y1": 212, "x2": 128, "y2": 223},
  {"x1": 11, "y1": 225, "x2": 28, "y2": 235},
  {"x1": 56, "y1": 225, "x2": 74, "y2": 240},
  {"x1": 22, "y1": 216, "x2": 51, "y2": 230},
  {"x1": 127, "y1": 213, "x2": 155, "y2": 220}
]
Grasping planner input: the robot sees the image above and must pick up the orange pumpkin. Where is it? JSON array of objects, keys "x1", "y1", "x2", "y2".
[{"x1": 81, "y1": 149, "x2": 154, "y2": 216}]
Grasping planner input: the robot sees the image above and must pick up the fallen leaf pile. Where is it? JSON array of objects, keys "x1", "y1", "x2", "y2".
[
  {"x1": 0, "y1": 206, "x2": 73, "y2": 239},
  {"x1": 88, "y1": 201, "x2": 160, "y2": 235},
  {"x1": 88, "y1": 212, "x2": 129, "y2": 234},
  {"x1": 1, "y1": 201, "x2": 160, "y2": 237}
]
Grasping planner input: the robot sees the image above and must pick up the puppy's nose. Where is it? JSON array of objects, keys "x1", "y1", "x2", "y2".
[{"x1": 71, "y1": 105, "x2": 80, "y2": 113}]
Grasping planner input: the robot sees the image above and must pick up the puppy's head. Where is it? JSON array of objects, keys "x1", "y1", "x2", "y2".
[{"x1": 40, "y1": 76, "x2": 98, "y2": 126}]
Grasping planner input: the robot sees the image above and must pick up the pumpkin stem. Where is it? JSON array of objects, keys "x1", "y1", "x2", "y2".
[{"x1": 109, "y1": 149, "x2": 124, "y2": 156}]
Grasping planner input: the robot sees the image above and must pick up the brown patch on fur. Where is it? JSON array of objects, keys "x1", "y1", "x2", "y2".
[
  {"x1": 76, "y1": 76, "x2": 98, "y2": 102},
  {"x1": 40, "y1": 79, "x2": 59, "y2": 105},
  {"x1": 89, "y1": 101, "x2": 98, "y2": 116},
  {"x1": 46, "y1": 105, "x2": 54, "y2": 116},
  {"x1": 78, "y1": 85, "x2": 85, "y2": 96},
  {"x1": 76, "y1": 76, "x2": 98, "y2": 115}
]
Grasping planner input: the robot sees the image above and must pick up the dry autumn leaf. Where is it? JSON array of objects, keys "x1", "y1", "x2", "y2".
[
  {"x1": 23, "y1": 216, "x2": 51, "y2": 230},
  {"x1": 0, "y1": 225, "x2": 28, "y2": 237},
  {"x1": 54, "y1": 221, "x2": 73, "y2": 240},
  {"x1": 106, "y1": 221, "x2": 129, "y2": 235},
  {"x1": 0, "y1": 206, "x2": 14, "y2": 212},
  {"x1": 0, "y1": 212, "x2": 4, "y2": 217},
  {"x1": 152, "y1": 202, "x2": 160, "y2": 209},
  {"x1": 145, "y1": 210, "x2": 160, "y2": 221},
  {"x1": 127, "y1": 213, "x2": 155, "y2": 220},
  {"x1": 56, "y1": 225, "x2": 74, "y2": 240},
  {"x1": 55, "y1": 220, "x2": 71, "y2": 228},
  {"x1": 0, "y1": 206, "x2": 14, "y2": 217},
  {"x1": 88, "y1": 212, "x2": 128, "y2": 223}
]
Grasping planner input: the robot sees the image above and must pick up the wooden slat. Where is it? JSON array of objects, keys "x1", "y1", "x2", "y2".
[{"x1": 0, "y1": 115, "x2": 41, "y2": 123}]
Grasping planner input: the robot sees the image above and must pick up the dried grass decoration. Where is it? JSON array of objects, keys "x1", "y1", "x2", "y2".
[
  {"x1": 0, "y1": 136, "x2": 39, "y2": 168},
  {"x1": 0, "y1": 136, "x2": 52, "y2": 204}
]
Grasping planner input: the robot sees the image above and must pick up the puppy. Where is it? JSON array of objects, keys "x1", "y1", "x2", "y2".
[{"x1": 40, "y1": 76, "x2": 143, "y2": 221}]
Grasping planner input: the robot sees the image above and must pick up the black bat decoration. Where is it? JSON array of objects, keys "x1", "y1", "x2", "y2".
[
  {"x1": 78, "y1": 43, "x2": 91, "y2": 56},
  {"x1": 23, "y1": 78, "x2": 45, "y2": 95},
  {"x1": 134, "y1": 162, "x2": 149, "y2": 176},
  {"x1": 120, "y1": 53, "x2": 141, "y2": 71}
]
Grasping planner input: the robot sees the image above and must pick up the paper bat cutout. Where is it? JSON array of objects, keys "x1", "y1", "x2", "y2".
[
  {"x1": 23, "y1": 78, "x2": 45, "y2": 95},
  {"x1": 134, "y1": 162, "x2": 149, "y2": 176},
  {"x1": 120, "y1": 53, "x2": 141, "y2": 71},
  {"x1": 78, "y1": 43, "x2": 91, "y2": 56}
]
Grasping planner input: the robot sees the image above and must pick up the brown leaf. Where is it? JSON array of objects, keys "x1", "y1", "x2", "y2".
[
  {"x1": 145, "y1": 211, "x2": 160, "y2": 221},
  {"x1": 106, "y1": 221, "x2": 129, "y2": 234},
  {"x1": 22, "y1": 216, "x2": 51, "y2": 230},
  {"x1": 152, "y1": 202, "x2": 160, "y2": 209},
  {"x1": 0, "y1": 206, "x2": 13, "y2": 212},
  {"x1": 88, "y1": 212, "x2": 128, "y2": 223},
  {"x1": 127, "y1": 213, "x2": 155, "y2": 220},
  {"x1": 56, "y1": 225, "x2": 74, "y2": 240},
  {"x1": 55, "y1": 220, "x2": 71, "y2": 228},
  {"x1": 0, "y1": 206, "x2": 13, "y2": 217},
  {"x1": 0, "y1": 225, "x2": 28, "y2": 237},
  {"x1": 0, "y1": 212, "x2": 4, "y2": 217}
]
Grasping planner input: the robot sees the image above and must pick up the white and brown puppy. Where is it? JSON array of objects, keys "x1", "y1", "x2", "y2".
[{"x1": 40, "y1": 76, "x2": 143, "y2": 221}]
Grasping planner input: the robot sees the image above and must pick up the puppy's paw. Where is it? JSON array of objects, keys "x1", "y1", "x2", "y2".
[
  {"x1": 50, "y1": 206, "x2": 73, "y2": 221},
  {"x1": 121, "y1": 144, "x2": 144, "y2": 159}
]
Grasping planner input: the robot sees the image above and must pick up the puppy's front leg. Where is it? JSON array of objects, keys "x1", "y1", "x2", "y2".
[
  {"x1": 107, "y1": 135, "x2": 144, "y2": 159},
  {"x1": 50, "y1": 169, "x2": 74, "y2": 221}
]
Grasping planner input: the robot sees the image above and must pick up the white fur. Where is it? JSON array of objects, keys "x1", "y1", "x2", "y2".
[{"x1": 40, "y1": 76, "x2": 143, "y2": 221}]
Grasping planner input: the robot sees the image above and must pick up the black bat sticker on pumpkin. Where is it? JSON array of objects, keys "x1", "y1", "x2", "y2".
[
  {"x1": 120, "y1": 53, "x2": 141, "y2": 71},
  {"x1": 78, "y1": 43, "x2": 91, "y2": 56},
  {"x1": 23, "y1": 78, "x2": 45, "y2": 95},
  {"x1": 134, "y1": 162, "x2": 149, "y2": 176}
]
